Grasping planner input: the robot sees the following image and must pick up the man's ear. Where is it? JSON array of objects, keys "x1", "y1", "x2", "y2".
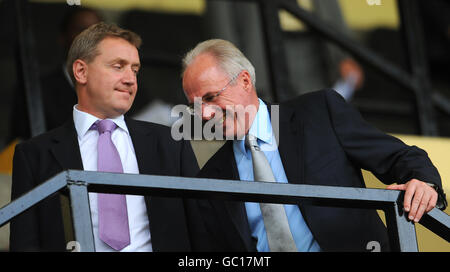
[
  {"x1": 73, "y1": 59, "x2": 88, "y2": 85},
  {"x1": 241, "y1": 70, "x2": 252, "y2": 92}
]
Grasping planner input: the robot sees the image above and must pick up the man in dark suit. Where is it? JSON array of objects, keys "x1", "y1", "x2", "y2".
[
  {"x1": 10, "y1": 22, "x2": 200, "y2": 251},
  {"x1": 181, "y1": 39, "x2": 447, "y2": 252}
]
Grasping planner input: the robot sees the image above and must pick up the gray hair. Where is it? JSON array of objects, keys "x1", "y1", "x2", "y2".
[{"x1": 182, "y1": 39, "x2": 256, "y2": 87}]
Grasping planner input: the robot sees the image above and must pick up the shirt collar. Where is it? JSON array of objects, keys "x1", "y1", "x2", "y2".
[
  {"x1": 235, "y1": 99, "x2": 274, "y2": 157},
  {"x1": 73, "y1": 105, "x2": 129, "y2": 140}
]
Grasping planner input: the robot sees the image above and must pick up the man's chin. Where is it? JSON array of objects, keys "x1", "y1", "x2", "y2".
[
  {"x1": 222, "y1": 122, "x2": 247, "y2": 140},
  {"x1": 223, "y1": 130, "x2": 246, "y2": 141},
  {"x1": 111, "y1": 104, "x2": 132, "y2": 117}
]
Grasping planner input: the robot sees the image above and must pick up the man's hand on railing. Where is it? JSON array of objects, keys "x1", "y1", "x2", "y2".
[{"x1": 386, "y1": 179, "x2": 438, "y2": 223}]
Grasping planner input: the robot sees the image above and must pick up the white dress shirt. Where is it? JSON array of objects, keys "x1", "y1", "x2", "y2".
[{"x1": 73, "y1": 105, "x2": 152, "y2": 252}]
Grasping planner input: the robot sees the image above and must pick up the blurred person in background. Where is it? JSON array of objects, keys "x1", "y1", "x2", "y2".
[{"x1": 8, "y1": 7, "x2": 102, "y2": 142}]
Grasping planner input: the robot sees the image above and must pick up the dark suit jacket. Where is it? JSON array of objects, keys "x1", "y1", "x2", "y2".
[
  {"x1": 195, "y1": 89, "x2": 445, "y2": 252},
  {"x1": 10, "y1": 117, "x2": 201, "y2": 252}
]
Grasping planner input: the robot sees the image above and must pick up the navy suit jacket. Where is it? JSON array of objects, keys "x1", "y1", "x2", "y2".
[
  {"x1": 10, "y1": 117, "x2": 201, "y2": 251},
  {"x1": 194, "y1": 89, "x2": 445, "y2": 252}
]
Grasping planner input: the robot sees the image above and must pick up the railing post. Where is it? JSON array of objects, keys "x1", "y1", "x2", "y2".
[
  {"x1": 398, "y1": 0, "x2": 438, "y2": 136},
  {"x1": 385, "y1": 202, "x2": 418, "y2": 252},
  {"x1": 259, "y1": 0, "x2": 294, "y2": 102},
  {"x1": 14, "y1": 0, "x2": 47, "y2": 137},
  {"x1": 68, "y1": 181, "x2": 95, "y2": 252}
]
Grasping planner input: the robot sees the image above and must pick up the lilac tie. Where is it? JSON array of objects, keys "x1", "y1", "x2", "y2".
[{"x1": 92, "y1": 119, "x2": 130, "y2": 251}]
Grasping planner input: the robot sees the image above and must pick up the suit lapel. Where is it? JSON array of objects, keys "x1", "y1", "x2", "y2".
[
  {"x1": 125, "y1": 117, "x2": 157, "y2": 175},
  {"x1": 49, "y1": 119, "x2": 84, "y2": 244},
  {"x1": 268, "y1": 103, "x2": 304, "y2": 185},
  {"x1": 125, "y1": 118, "x2": 191, "y2": 251},
  {"x1": 200, "y1": 141, "x2": 255, "y2": 251},
  {"x1": 50, "y1": 119, "x2": 83, "y2": 170}
]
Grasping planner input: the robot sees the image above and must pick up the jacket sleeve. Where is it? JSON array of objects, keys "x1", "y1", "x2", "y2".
[
  {"x1": 10, "y1": 143, "x2": 41, "y2": 251},
  {"x1": 324, "y1": 89, "x2": 446, "y2": 209}
]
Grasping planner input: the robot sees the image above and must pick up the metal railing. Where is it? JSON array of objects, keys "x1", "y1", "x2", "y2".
[{"x1": 1, "y1": 170, "x2": 449, "y2": 252}]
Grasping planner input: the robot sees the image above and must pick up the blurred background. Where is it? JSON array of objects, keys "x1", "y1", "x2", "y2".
[{"x1": 0, "y1": 0, "x2": 448, "y2": 251}]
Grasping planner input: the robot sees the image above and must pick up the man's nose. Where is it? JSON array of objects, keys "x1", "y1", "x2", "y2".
[
  {"x1": 202, "y1": 104, "x2": 224, "y2": 121},
  {"x1": 201, "y1": 104, "x2": 215, "y2": 120},
  {"x1": 122, "y1": 68, "x2": 137, "y2": 86}
]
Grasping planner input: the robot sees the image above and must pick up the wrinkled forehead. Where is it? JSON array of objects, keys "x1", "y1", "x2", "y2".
[
  {"x1": 184, "y1": 53, "x2": 219, "y2": 77},
  {"x1": 183, "y1": 56, "x2": 227, "y2": 91}
]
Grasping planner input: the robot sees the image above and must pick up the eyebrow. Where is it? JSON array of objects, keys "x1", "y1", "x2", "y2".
[{"x1": 187, "y1": 92, "x2": 214, "y2": 104}]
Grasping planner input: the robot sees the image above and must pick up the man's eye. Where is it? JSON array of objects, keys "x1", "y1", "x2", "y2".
[
  {"x1": 113, "y1": 65, "x2": 122, "y2": 70},
  {"x1": 203, "y1": 95, "x2": 215, "y2": 102}
]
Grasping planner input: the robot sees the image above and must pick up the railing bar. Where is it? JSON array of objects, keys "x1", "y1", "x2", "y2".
[
  {"x1": 420, "y1": 209, "x2": 450, "y2": 242},
  {"x1": 0, "y1": 172, "x2": 67, "y2": 228},
  {"x1": 0, "y1": 170, "x2": 447, "y2": 251},
  {"x1": 67, "y1": 170, "x2": 401, "y2": 204}
]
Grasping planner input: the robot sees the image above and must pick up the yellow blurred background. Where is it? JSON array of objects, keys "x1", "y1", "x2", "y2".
[
  {"x1": 363, "y1": 135, "x2": 450, "y2": 252},
  {"x1": 35, "y1": 0, "x2": 400, "y2": 30}
]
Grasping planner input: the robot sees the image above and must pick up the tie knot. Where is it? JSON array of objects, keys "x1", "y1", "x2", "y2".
[
  {"x1": 245, "y1": 134, "x2": 260, "y2": 151},
  {"x1": 91, "y1": 119, "x2": 117, "y2": 134}
]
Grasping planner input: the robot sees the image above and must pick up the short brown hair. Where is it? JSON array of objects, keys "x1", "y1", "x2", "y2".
[{"x1": 66, "y1": 22, "x2": 142, "y2": 85}]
